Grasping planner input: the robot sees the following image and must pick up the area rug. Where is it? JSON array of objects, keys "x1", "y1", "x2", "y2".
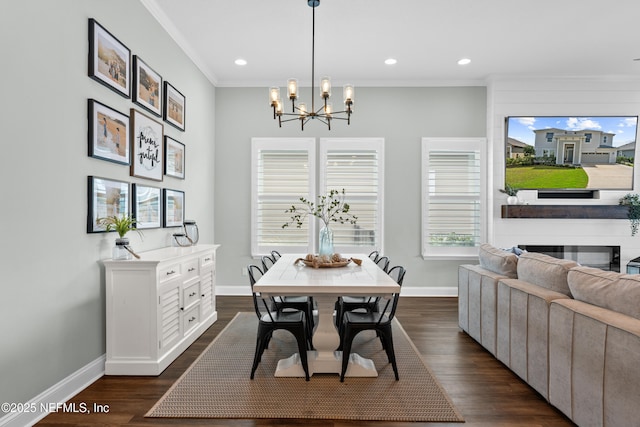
[{"x1": 146, "y1": 312, "x2": 464, "y2": 422}]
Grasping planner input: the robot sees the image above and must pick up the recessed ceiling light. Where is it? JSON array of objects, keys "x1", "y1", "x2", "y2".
[
  {"x1": 457, "y1": 58, "x2": 471, "y2": 65},
  {"x1": 384, "y1": 58, "x2": 397, "y2": 65},
  {"x1": 235, "y1": 59, "x2": 247, "y2": 66}
]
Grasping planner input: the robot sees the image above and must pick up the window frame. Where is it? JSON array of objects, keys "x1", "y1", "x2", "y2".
[
  {"x1": 251, "y1": 137, "x2": 384, "y2": 257},
  {"x1": 421, "y1": 137, "x2": 487, "y2": 260},
  {"x1": 319, "y1": 138, "x2": 385, "y2": 255}
]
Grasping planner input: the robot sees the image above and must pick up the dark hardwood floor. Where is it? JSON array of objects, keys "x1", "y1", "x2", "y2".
[{"x1": 37, "y1": 297, "x2": 575, "y2": 426}]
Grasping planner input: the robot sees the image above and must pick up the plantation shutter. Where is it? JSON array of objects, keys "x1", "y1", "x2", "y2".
[
  {"x1": 319, "y1": 138, "x2": 384, "y2": 254},
  {"x1": 422, "y1": 138, "x2": 486, "y2": 258},
  {"x1": 251, "y1": 138, "x2": 315, "y2": 256}
]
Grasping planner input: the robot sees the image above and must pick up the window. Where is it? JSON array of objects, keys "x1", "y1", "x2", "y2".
[
  {"x1": 421, "y1": 137, "x2": 486, "y2": 259},
  {"x1": 252, "y1": 137, "x2": 384, "y2": 256},
  {"x1": 584, "y1": 133, "x2": 592, "y2": 143},
  {"x1": 546, "y1": 132, "x2": 554, "y2": 142}
]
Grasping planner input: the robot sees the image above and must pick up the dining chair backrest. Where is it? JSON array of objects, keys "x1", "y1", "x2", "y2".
[
  {"x1": 261, "y1": 255, "x2": 276, "y2": 272},
  {"x1": 375, "y1": 256, "x2": 390, "y2": 272},
  {"x1": 387, "y1": 265, "x2": 406, "y2": 286},
  {"x1": 368, "y1": 250, "x2": 380, "y2": 262},
  {"x1": 271, "y1": 250, "x2": 282, "y2": 260},
  {"x1": 248, "y1": 264, "x2": 275, "y2": 322}
]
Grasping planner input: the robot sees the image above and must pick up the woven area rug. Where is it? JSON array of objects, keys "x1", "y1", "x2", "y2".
[{"x1": 146, "y1": 312, "x2": 464, "y2": 422}]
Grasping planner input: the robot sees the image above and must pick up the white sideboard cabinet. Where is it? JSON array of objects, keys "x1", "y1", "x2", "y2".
[{"x1": 103, "y1": 244, "x2": 220, "y2": 375}]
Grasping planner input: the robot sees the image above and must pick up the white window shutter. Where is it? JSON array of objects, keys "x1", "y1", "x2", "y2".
[{"x1": 422, "y1": 137, "x2": 486, "y2": 259}]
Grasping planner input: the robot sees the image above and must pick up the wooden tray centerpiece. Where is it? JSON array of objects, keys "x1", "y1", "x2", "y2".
[{"x1": 294, "y1": 253, "x2": 362, "y2": 269}]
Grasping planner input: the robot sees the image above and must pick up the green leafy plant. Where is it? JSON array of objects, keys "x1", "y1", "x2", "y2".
[
  {"x1": 97, "y1": 214, "x2": 143, "y2": 239},
  {"x1": 282, "y1": 189, "x2": 358, "y2": 229},
  {"x1": 619, "y1": 193, "x2": 640, "y2": 236},
  {"x1": 499, "y1": 183, "x2": 520, "y2": 197}
]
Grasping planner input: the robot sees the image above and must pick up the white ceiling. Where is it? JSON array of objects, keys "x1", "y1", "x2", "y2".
[{"x1": 143, "y1": 0, "x2": 640, "y2": 88}]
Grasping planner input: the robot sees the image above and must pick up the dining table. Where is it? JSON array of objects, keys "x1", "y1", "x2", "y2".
[{"x1": 253, "y1": 253, "x2": 401, "y2": 378}]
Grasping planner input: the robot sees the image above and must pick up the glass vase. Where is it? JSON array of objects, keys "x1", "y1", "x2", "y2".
[
  {"x1": 113, "y1": 237, "x2": 132, "y2": 260},
  {"x1": 319, "y1": 225, "x2": 334, "y2": 255}
]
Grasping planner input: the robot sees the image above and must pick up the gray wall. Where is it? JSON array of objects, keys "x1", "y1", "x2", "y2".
[
  {"x1": 0, "y1": 0, "x2": 215, "y2": 406},
  {"x1": 214, "y1": 86, "x2": 487, "y2": 293}
]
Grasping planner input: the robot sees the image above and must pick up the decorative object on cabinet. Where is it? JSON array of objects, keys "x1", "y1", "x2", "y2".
[
  {"x1": 163, "y1": 81, "x2": 186, "y2": 131},
  {"x1": 132, "y1": 183, "x2": 161, "y2": 229},
  {"x1": 183, "y1": 220, "x2": 199, "y2": 245},
  {"x1": 619, "y1": 193, "x2": 640, "y2": 236},
  {"x1": 499, "y1": 183, "x2": 520, "y2": 205},
  {"x1": 104, "y1": 244, "x2": 220, "y2": 375},
  {"x1": 133, "y1": 55, "x2": 162, "y2": 116},
  {"x1": 88, "y1": 99, "x2": 130, "y2": 165},
  {"x1": 163, "y1": 188, "x2": 185, "y2": 227},
  {"x1": 88, "y1": 18, "x2": 130, "y2": 98},
  {"x1": 164, "y1": 136, "x2": 185, "y2": 179},
  {"x1": 96, "y1": 214, "x2": 142, "y2": 260},
  {"x1": 130, "y1": 109, "x2": 164, "y2": 181},
  {"x1": 87, "y1": 176, "x2": 129, "y2": 233}
]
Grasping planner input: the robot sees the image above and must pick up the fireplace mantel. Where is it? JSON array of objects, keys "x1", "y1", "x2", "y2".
[{"x1": 501, "y1": 205, "x2": 629, "y2": 219}]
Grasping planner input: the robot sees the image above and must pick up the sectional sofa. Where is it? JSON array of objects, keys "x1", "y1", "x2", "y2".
[{"x1": 458, "y1": 244, "x2": 640, "y2": 427}]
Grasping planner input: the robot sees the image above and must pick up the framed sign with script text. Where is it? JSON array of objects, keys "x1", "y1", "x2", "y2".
[{"x1": 130, "y1": 109, "x2": 163, "y2": 181}]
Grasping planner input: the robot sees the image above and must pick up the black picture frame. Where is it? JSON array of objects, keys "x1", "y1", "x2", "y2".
[
  {"x1": 130, "y1": 109, "x2": 164, "y2": 182},
  {"x1": 164, "y1": 136, "x2": 185, "y2": 179},
  {"x1": 133, "y1": 56, "x2": 162, "y2": 116},
  {"x1": 132, "y1": 184, "x2": 162, "y2": 229},
  {"x1": 88, "y1": 18, "x2": 131, "y2": 98},
  {"x1": 87, "y1": 176, "x2": 130, "y2": 233},
  {"x1": 88, "y1": 99, "x2": 130, "y2": 165},
  {"x1": 163, "y1": 188, "x2": 185, "y2": 227},
  {"x1": 163, "y1": 81, "x2": 186, "y2": 131}
]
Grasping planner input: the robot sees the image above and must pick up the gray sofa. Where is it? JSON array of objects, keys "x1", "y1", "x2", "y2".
[{"x1": 458, "y1": 244, "x2": 640, "y2": 427}]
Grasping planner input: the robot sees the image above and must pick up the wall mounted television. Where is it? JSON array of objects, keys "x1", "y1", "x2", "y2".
[{"x1": 505, "y1": 116, "x2": 638, "y2": 195}]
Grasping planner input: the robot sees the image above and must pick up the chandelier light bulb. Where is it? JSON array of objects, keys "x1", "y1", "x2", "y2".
[
  {"x1": 269, "y1": 87, "x2": 280, "y2": 105},
  {"x1": 321, "y1": 76, "x2": 331, "y2": 98},
  {"x1": 287, "y1": 79, "x2": 298, "y2": 100},
  {"x1": 343, "y1": 84, "x2": 354, "y2": 104},
  {"x1": 298, "y1": 103, "x2": 307, "y2": 117},
  {"x1": 325, "y1": 102, "x2": 332, "y2": 116}
]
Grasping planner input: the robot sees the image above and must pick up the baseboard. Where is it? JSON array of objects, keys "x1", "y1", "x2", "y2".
[
  {"x1": 0, "y1": 355, "x2": 105, "y2": 427},
  {"x1": 216, "y1": 285, "x2": 458, "y2": 297}
]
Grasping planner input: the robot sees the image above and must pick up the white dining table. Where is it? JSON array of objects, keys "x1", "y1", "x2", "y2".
[{"x1": 253, "y1": 253, "x2": 401, "y2": 377}]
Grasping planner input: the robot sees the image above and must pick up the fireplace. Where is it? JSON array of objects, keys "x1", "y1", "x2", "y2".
[{"x1": 517, "y1": 245, "x2": 621, "y2": 272}]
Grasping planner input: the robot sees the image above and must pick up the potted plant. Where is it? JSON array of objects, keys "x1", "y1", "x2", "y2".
[
  {"x1": 97, "y1": 214, "x2": 143, "y2": 259},
  {"x1": 619, "y1": 193, "x2": 640, "y2": 236},
  {"x1": 499, "y1": 184, "x2": 520, "y2": 205},
  {"x1": 282, "y1": 189, "x2": 358, "y2": 255}
]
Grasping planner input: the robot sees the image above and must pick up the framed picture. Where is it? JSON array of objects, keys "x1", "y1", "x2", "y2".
[
  {"x1": 87, "y1": 176, "x2": 129, "y2": 233},
  {"x1": 163, "y1": 81, "x2": 186, "y2": 131},
  {"x1": 164, "y1": 136, "x2": 185, "y2": 179},
  {"x1": 133, "y1": 56, "x2": 162, "y2": 116},
  {"x1": 88, "y1": 99, "x2": 130, "y2": 165},
  {"x1": 163, "y1": 189, "x2": 185, "y2": 227},
  {"x1": 132, "y1": 184, "x2": 161, "y2": 229},
  {"x1": 88, "y1": 18, "x2": 131, "y2": 98},
  {"x1": 130, "y1": 109, "x2": 164, "y2": 181}
]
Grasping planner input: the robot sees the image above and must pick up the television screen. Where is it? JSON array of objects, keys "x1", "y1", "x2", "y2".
[{"x1": 505, "y1": 116, "x2": 637, "y2": 191}]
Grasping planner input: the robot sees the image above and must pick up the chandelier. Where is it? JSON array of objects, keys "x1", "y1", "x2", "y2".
[{"x1": 269, "y1": 0, "x2": 354, "y2": 131}]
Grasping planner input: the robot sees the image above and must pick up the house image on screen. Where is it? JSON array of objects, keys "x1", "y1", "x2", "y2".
[
  {"x1": 617, "y1": 141, "x2": 636, "y2": 158},
  {"x1": 533, "y1": 128, "x2": 617, "y2": 165},
  {"x1": 506, "y1": 137, "x2": 531, "y2": 159}
]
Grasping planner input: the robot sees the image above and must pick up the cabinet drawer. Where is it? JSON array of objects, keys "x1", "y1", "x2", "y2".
[
  {"x1": 184, "y1": 258, "x2": 199, "y2": 280},
  {"x1": 200, "y1": 252, "x2": 215, "y2": 269},
  {"x1": 183, "y1": 305, "x2": 200, "y2": 335},
  {"x1": 183, "y1": 280, "x2": 201, "y2": 309},
  {"x1": 159, "y1": 263, "x2": 181, "y2": 283}
]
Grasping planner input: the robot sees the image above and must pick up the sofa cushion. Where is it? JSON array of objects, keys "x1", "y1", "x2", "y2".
[
  {"x1": 478, "y1": 244, "x2": 518, "y2": 278},
  {"x1": 568, "y1": 266, "x2": 640, "y2": 320},
  {"x1": 516, "y1": 252, "x2": 578, "y2": 296}
]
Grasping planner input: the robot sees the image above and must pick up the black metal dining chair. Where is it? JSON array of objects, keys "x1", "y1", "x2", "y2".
[
  {"x1": 375, "y1": 256, "x2": 390, "y2": 273},
  {"x1": 260, "y1": 254, "x2": 316, "y2": 347},
  {"x1": 271, "y1": 250, "x2": 282, "y2": 260},
  {"x1": 368, "y1": 250, "x2": 380, "y2": 262},
  {"x1": 248, "y1": 264, "x2": 310, "y2": 381},
  {"x1": 337, "y1": 266, "x2": 405, "y2": 382}
]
